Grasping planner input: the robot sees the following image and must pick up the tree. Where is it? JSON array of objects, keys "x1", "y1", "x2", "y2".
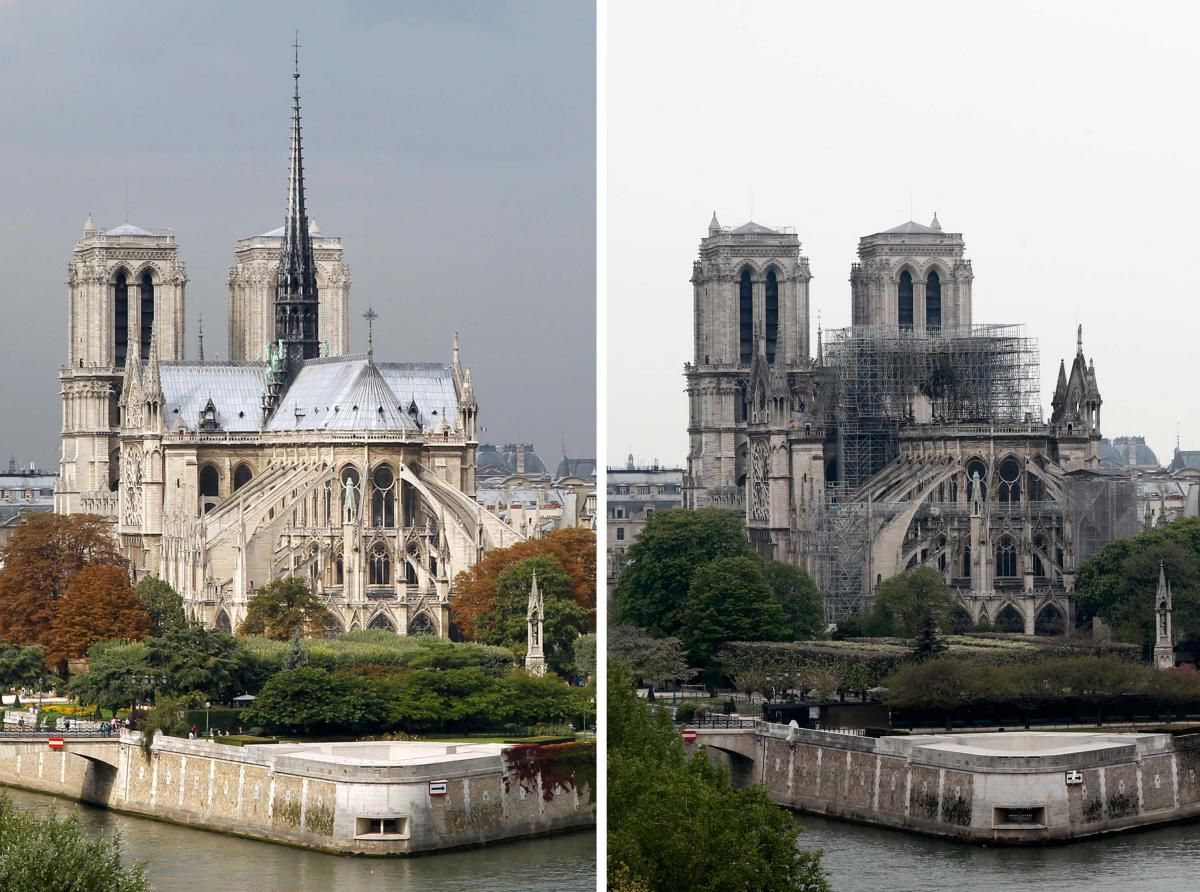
[
  {"x1": 680, "y1": 556, "x2": 789, "y2": 663},
  {"x1": 608, "y1": 626, "x2": 697, "y2": 687},
  {"x1": 864, "y1": 568, "x2": 960, "y2": 638},
  {"x1": 572, "y1": 632, "x2": 596, "y2": 678},
  {"x1": 135, "y1": 576, "x2": 186, "y2": 635},
  {"x1": 0, "y1": 791, "x2": 149, "y2": 891},
  {"x1": 49, "y1": 564, "x2": 150, "y2": 665},
  {"x1": 763, "y1": 562, "x2": 826, "y2": 640},
  {"x1": 614, "y1": 508, "x2": 753, "y2": 638},
  {"x1": 608, "y1": 664, "x2": 829, "y2": 892},
  {"x1": 911, "y1": 614, "x2": 949, "y2": 662},
  {"x1": 144, "y1": 625, "x2": 252, "y2": 702},
  {"x1": 238, "y1": 576, "x2": 332, "y2": 640},
  {"x1": 67, "y1": 642, "x2": 156, "y2": 714},
  {"x1": 473, "y1": 556, "x2": 591, "y2": 674},
  {"x1": 0, "y1": 642, "x2": 50, "y2": 705},
  {"x1": 250, "y1": 666, "x2": 390, "y2": 735},
  {"x1": 0, "y1": 513, "x2": 126, "y2": 649},
  {"x1": 452, "y1": 528, "x2": 596, "y2": 639},
  {"x1": 885, "y1": 657, "x2": 991, "y2": 729}
]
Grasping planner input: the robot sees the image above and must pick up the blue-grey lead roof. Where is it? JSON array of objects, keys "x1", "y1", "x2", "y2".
[
  {"x1": 161, "y1": 363, "x2": 268, "y2": 431},
  {"x1": 266, "y1": 358, "x2": 420, "y2": 432}
]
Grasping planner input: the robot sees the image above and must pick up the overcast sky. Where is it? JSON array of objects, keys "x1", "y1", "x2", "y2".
[
  {"x1": 608, "y1": 0, "x2": 1198, "y2": 469},
  {"x1": 0, "y1": 1, "x2": 595, "y2": 469}
]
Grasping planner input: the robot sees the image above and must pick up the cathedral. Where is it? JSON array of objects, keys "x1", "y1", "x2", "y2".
[
  {"x1": 56, "y1": 57, "x2": 517, "y2": 638},
  {"x1": 685, "y1": 214, "x2": 1136, "y2": 633}
]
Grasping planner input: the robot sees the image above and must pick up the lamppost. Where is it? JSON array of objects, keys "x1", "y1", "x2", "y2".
[{"x1": 205, "y1": 701, "x2": 211, "y2": 737}]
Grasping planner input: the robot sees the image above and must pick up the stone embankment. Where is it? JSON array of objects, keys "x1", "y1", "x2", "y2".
[
  {"x1": 0, "y1": 733, "x2": 593, "y2": 854},
  {"x1": 691, "y1": 723, "x2": 1200, "y2": 843}
]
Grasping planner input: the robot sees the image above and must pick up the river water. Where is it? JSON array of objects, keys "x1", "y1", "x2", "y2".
[
  {"x1": 2, "y1": 787, "x2": 596, "y2": 891},
  {"x1": 796, "y1": 810, "x2": 1200, "y2": 891}
]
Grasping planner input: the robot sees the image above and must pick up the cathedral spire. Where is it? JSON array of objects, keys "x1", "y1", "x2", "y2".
[
  {"x1": 275, "y1": 33, "x2": 320, "y2": 364},
  {"x1": 145, "y1": 322, "x2": 163, "y2": 404}
]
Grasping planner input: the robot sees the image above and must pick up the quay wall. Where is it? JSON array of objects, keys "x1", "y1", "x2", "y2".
[
  {"x1": 0, "y1": 734, "x2": 594, "y2": 854},
  {"x1": 694, "y1": 726, "x2": 1200, "y2": 843}
]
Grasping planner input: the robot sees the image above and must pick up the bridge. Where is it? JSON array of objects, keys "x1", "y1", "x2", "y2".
[
  {"x1": 682, "y1": 720, "x2": 762, "y2": 786},
  {"x1": 0, "y1": 732, "x2": 125, "y2": 804}
]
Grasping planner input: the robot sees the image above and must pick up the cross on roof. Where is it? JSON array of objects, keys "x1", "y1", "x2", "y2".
[{"x1": 363, "y1": 306, "x2": 378, "y2": 361}]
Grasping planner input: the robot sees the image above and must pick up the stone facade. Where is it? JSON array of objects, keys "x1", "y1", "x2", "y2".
[{"x1": 684, "y1": 213, "x2": 1133, "y2": 627}]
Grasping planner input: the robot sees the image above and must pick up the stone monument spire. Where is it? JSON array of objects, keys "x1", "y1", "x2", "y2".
[
  {"x1": 524, "y1": 571, "x2": 546, "y2": 676},
  {"x1": 1154, "y1": 561, "x2": 1175, "y2": 670},
  {"x1": 274, "y1": 34, "x2": 320, "y2": 364}
]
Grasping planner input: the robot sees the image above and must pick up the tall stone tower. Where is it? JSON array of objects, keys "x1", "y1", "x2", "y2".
[
  {"x1": 684, "y1": 214, "x2": 812, "y2": 514},
  {"x1": 849, "y1": 215, "x2": 973, "y2": 332},
  {"x1": 1154, "y1": 561, "x2": 1175, "y2": 670},
  {"x1": 227, "y1": 221, "x2": 350, "y2": 361},
  {"x1": 58, "y1": 216, "x2": 186, "y2": 517},
  {"x1": 524, "y1": 571, "x2": 546, "y2": 676}
]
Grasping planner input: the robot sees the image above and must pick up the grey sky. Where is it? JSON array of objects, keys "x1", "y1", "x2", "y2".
[
  {"x1": 0, "y1": 1, "x2": 595, "y2": 469},
  {"x1": 608, "y1": 0, "x2": 1199, "y2": 468}
]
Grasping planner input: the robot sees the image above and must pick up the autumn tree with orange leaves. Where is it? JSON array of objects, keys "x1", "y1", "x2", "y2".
[
  {"x1": 0, "y1": 513, "x2": 126, "y2": 649},
  {"x1": 49, "y1": 564, "x2": 150, "y2": 663},
  {"x1": 451, "y1": 527, "x2": 595, "y2": 639}
]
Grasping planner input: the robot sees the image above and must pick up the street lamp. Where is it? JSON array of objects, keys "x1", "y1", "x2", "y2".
[{"x1": 205, "y1": 701, "x2": 211, "y2": 737}]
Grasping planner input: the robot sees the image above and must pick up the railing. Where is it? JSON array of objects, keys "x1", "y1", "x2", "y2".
[
  {"x1": 0, "y1": 729, "x2": 119, "y2": 739},
  {"x1": 690, "y1": 715, "x2": 760, "y2": 730}
]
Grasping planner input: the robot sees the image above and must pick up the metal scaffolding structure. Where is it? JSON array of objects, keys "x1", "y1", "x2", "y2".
[
  {"x1": 824, "y1": 324, "x2": 1042, "y2": 491},
  {"x1": 1064, "y1": 472, "x2": 1139, "y2": 564}
]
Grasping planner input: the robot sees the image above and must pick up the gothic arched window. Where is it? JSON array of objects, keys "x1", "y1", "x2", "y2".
[
  {"x1": 998, "y1": 457, "x2": 1021, "y2": 504},
  {"x1": 409, "y1": 612, "x2": 434, "y2": 636},
  {"x1": 214, "y1": 610, "x2": 232, "y2": 634},
  {"x1": 233, "y1": 464, "x2": 253, "y2": 491},
  {"x1": 139, "y1": 271, "x2": 155, "y2": 357},
  {"x1": 371, "y1": 464, "x2": 396, "y2": 528},
  {"x1": 114, "y1": 270, "x2": 129, "y2": 366},
  {"x1": 962, "y1": 545, "x2": 972, "y2": 578},
  {"x1": 898, "y1": 270, "x2": 914, "y2": 330},
  {"x1": 1032, "y1": 534, "x2": 1047, "y2": 577},
  {"x1": 369, "y1": 545, "x2": 391, "y2": 586},
  {"x1": 966, "y1": 458, "x2": 988, "y2": 504},
  {"x1": 368, "y1": 612, "x2": 394, "y2": 632},
  {"x1": 765, "y1": 269, "x2": 779, "y2": 363},
  {"x1": 198, "y1": 465, "x2": 220, "y2": 498},
  {"x1": 926, "y1": 270, "x2": 941, "y2": 330},
  {"x1": 335, "y1": 552, "x2": 344, "y2": 585},
  {"x1": 739, "y1": 268, "x2": 753, "y2": 365},
  {"x1": 996, "y1": 536, "x2": 1017, "y2": 577}
]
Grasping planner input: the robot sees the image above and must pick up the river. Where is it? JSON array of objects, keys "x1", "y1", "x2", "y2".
[
  {"x1": 795, "y1": 810, "x2": 1200, "y2": 891},
  {"x1": 2, "y1": 787, "x2": 596, "y2": 891}
]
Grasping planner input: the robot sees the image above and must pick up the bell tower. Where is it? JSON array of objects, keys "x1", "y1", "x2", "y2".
[{"x1": 58, "y1": 216, "x2": 186, "y2": 518}]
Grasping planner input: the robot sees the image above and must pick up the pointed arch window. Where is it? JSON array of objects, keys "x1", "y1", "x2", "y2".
[
  {"x1": 139, "y1": 271, "x2": 155, "y2": 357},
  {"x1": 371, "y1": 465, "x2": 396, "y2": 527},
  {"x1": 765, "y1": 269, "x2": 779, "y2": 363},
  {"x1": 926, "y1": 270, "x2": 941, "y2": 330},
  {"x1": 962, "y1": 545, "x2": 972, "y2": 578},
  {"x1": 409, "y1": 613, "x2": 434, "y2": 636},
  {"x1": 898, "y1": 270, "x2": 914, "y2": 330},
  {"x1": 114, "y1": 270, "x2": 129, "y2": 366},
  {"x1": 739, "y1": 269, "x2": 753, "y2": 364},
  {"x1": 199, "y1": 465, "x2": 220, "y2": 498},
  {"x1": 369, "y1": 544, "x2": 391, "y2": 585},
  {"x1": 996, "y1": 536, "x2": 1017, "y2": 577},
  {"x1": 233, "y1": 464, "x2": 253, "y2": 491}
]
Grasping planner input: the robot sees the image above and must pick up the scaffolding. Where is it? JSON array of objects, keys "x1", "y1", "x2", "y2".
[
  {"x1": 824, "y1": 324, "x2": 1042, "y2": 491},
  {"x1": 814, "y1": 324, "x2": 1044, "y2": 619},
  {"x1": 1064, "y1": 472, "x2": 1139, "y2": 564}
]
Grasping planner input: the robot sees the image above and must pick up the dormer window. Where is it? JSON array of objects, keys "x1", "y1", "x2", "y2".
[{"x1": 199, "y1": 397, "x2": 220, "y2": 431}]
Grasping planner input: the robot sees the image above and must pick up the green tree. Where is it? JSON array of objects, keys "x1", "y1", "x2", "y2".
[
  {"x1": 1055, "y1": 655, "x2": 1146, "y2": 725},
  {"x1": 763, "y1": 562, "x2": 826, "y2": 640},
  {"x1": 608, "y1": 626, "x2": 697, "y2": 687},
  {"x1": 250, "y1": 666, "x2": 390, "y2": 735},
  {"x1": 865, "y1": 568, "x2": 959, "y2": 638},
  {"x1": 911, "y1": 614, "x2": 949, "y2": 662},
  {"x1": 614, "y1": 508, "x2": 753, "y2": 637},
  {"x1": 474, "y1": 556, "x2": 590, "y2": 674},
  {"x1": 681, "y1": 556, "x2": 789, "y2": 663},
  {"x1": 0, "y1": 643, "x2": 51, "y2": 706},
  {"x1": 608, "y1": 665, "x2": 829, "y2": 892},
  {"x1": 572, "y1": 632, "x2": 596, "y2": 678},
  {"x1": 884, "y1": 657, "x2": 992, "y2": 728},
  {"x1": 145, "y1": 625, "x2": 252, "y2": 702},
  {"x1": 0, "y1": 791, "x2": 149, "y2": 891},
  {"x1": 238, "y1": 576, "x2": 333, "y2": 640},
  {"x1": 135, "y1": 576, "x2": 186, "y2": 635},
  {"x1": 67, "y1": 641, "x2": 156, "y2": 714}
]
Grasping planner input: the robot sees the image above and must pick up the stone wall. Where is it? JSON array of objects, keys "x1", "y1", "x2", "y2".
[
  {"x1": 698, "y1": 727, "x2": 1200, "y2": 844},
  {"x1": 0, "y1": 735, "x2": 593, "y2": 855}
]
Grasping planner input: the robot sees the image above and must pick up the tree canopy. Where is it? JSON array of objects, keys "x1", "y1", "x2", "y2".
[
  {"x1": 608, "y1": 665, "x2": 829, "y2": 892},
  {"x1": 473, "y1": 556, "x2": 591, "y2": 674},
  {"x1": 135, "y1": 576, "x2": 186, "y2": 635},
  {"x1": 0, "y1": 513, "x2": 125, "y2": 649},
  {"x1": 67, "y1": 641, "x2": 156, "y2": 713},
  {"x1": 451, "y1": 528, "x2": 596, "y2": 639},
  {"x1": 763, "y1": 562, "x2": 826, "y2": 640},
  {"x1": 614, "y1": 508, "x2": 753, "y2": 637},
  {"x1": 145, "y1": 625, "x2": 254, "y2": 701},
  {"x1": 681, "y1": 556, "x2": 790, "y2": 663},
  {"x1": 864, "y1": 567, "x2": 960, "y2": 638},
  {"x1": 49, "y1": 564, "x2": 150, "y2": 664},
  {"x1": 608, "y1": 625, "x2": 697, "y2": 686},
  {"x1": 1076, "y1": 518, "x2": 1200, "y2": 645},
  {"x1": 238, "y1": 576, "x2": 332, "y2": 639}
]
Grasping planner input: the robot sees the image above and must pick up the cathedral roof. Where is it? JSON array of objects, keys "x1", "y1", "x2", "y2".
[
  {"x1": 266, "y1": 358, "x2": 421, "y2": 432},
  {"x1": 160, "y1": 363, "x2": 269, "y2": 432},
  {"x1": 104, "y1": 223, "x2": 156, "y2": 237},
  {"x1": 730, "y1": 221, "x2": 778, "y2": 235},
  {"x1": 882, "y1": 220, "x2": 938, "y2": 235}
]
